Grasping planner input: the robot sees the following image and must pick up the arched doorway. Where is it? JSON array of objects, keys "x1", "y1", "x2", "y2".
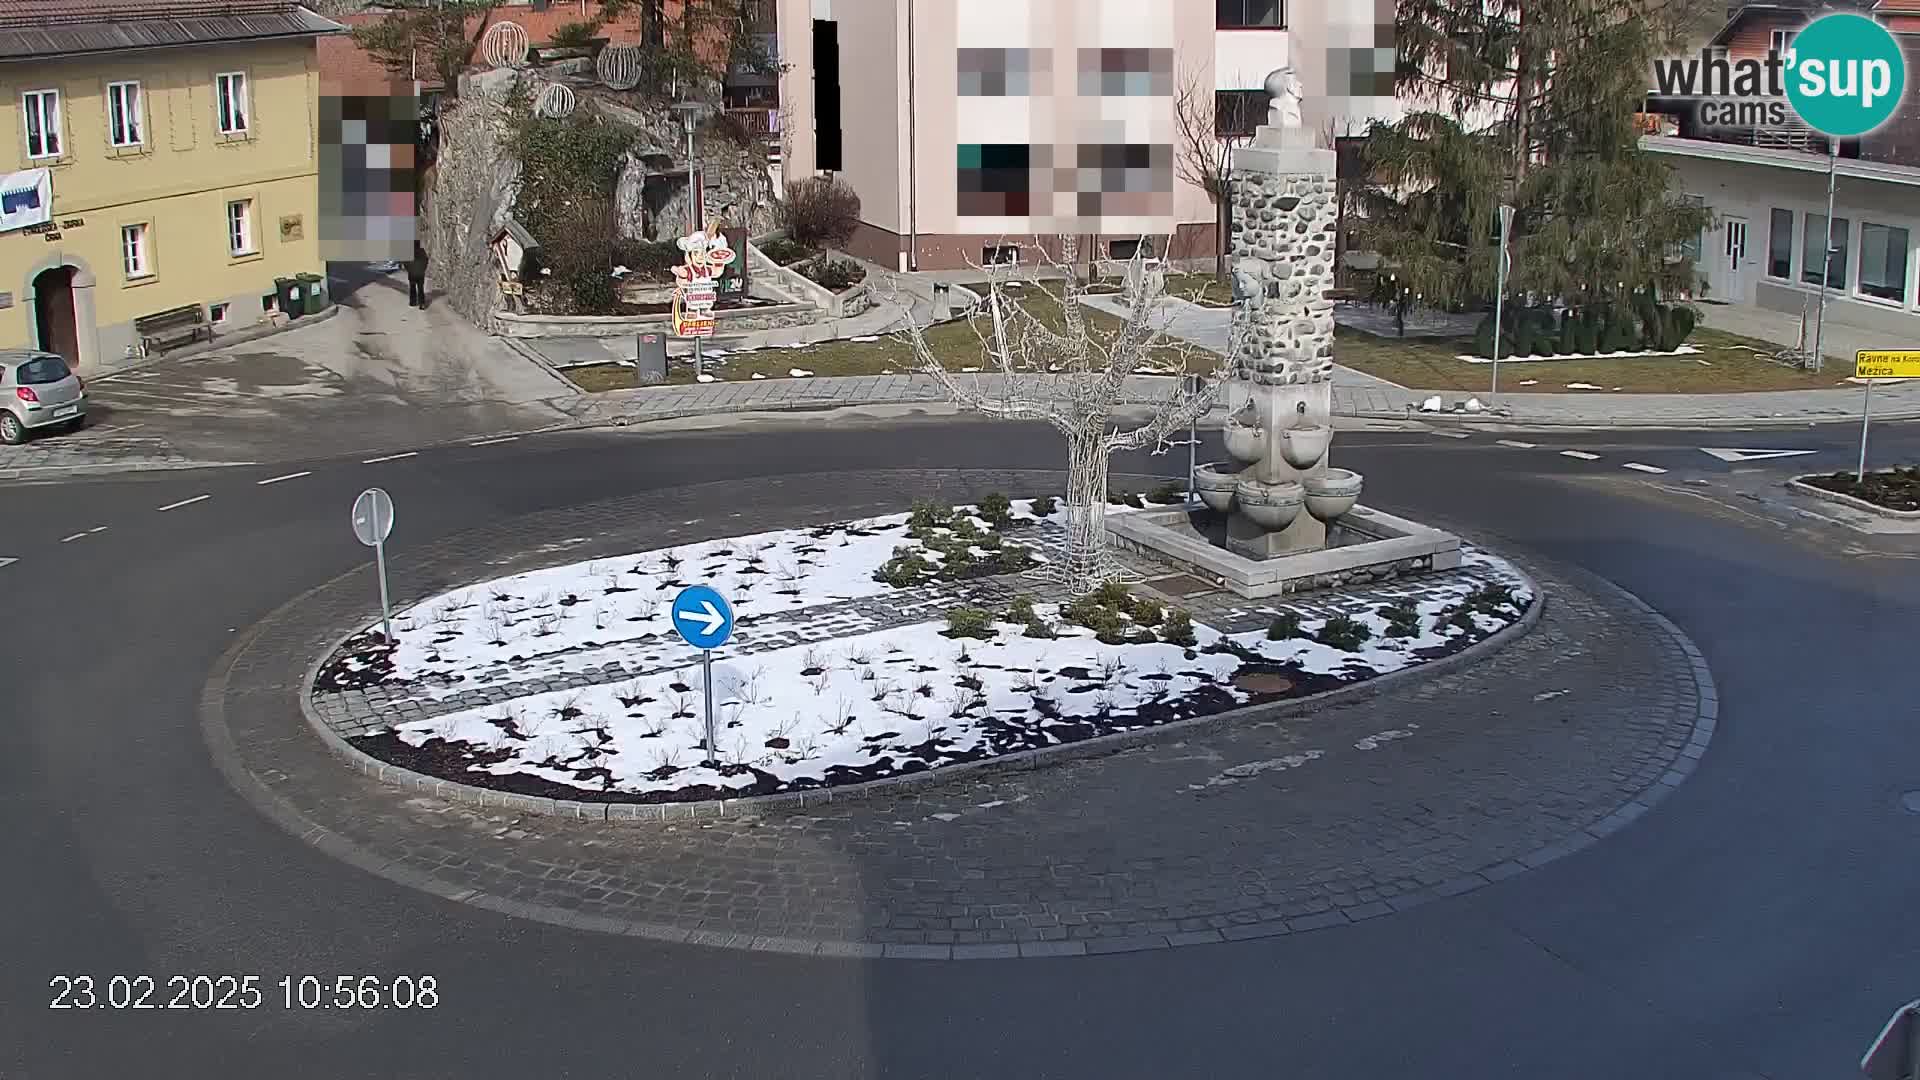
[{"x1": 32, "y1": 265, "x2": 79, "y2": 368}]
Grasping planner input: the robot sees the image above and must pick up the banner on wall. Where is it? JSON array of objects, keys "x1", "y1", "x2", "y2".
[{"x1": 0, "y1": 168, "x2": 51, "y2": 234}]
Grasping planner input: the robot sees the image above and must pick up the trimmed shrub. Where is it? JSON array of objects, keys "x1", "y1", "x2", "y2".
[
  {"x1": 1005, "y1": 595, "x2": 1037, "y2": 624},
  {"x1": 1023, "y1": 617, "x2": 1057, "y2": 639},
  {"x1": 1571, "y1": 309, "x2": 1601, "y2": 354},
  {"x1": 1267, "y1": 610, "x2": 1304, "y2": 640},
  {"x1": 1161, "y1": 609, "x2": 1197, "y2": 647},
  {"x1": 1148, "y1": 481, "x2": 1186, "y2": 505},
  {"x1": 1381, "y1": 602, "x2": 1422, "y2": 638},
  {"x1": 1666, "y1": 304, "x2": 1698, "y2": 348},
  {"x1": 1131, "y1": 597, "x2": 1165, "y2": 627},
  {"x1": 1317, "y1": 614, "x2": 1374, "y2": 651},
  {"x1": 759, "y1": 237, "x2": 817, "y2": 266},
  {"x1": 1030, "y1": 494, "x2": 1058, "y2": 517},
  {"x1": 977, "y1": 492, "x2": 1014, "y2": 527},
  {"x1": 610, "y1": 238, "x2": 683, "y2": 280},
  {"x1": 1558, "y1": 307, "x2": 1580, "y2": 354},
  {"x1": 781, "y1": 176, "x2": 862, "y2": 248},
  {"x1": 944, "y1": 606, "x2": 997, "y2": 640}
]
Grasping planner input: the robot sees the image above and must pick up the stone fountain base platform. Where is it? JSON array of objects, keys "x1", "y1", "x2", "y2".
[{"x1": 1107, "y1": 504, "x2": 1462, "y2": 599}]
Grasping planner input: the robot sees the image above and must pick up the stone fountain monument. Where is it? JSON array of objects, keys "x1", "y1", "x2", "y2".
[{"x1": 1105, "y1": 69, "x2": 1462, "y2": 599}]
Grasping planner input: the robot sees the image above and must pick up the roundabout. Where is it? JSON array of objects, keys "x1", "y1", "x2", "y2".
[
  {"x1": 209, "y1": 467, "x2": 1708, "y2": 959},
  {"x1": 9, "y1": 417, "x2": 1919, "y2": 1078}
]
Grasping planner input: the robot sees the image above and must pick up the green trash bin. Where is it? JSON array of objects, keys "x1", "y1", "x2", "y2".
[
  {"x1": 273, "y1": 276, "x2": 299, "y2": 316},
  {"x1": 296, "y1": 272, "x2": 326, "y2": 315}
]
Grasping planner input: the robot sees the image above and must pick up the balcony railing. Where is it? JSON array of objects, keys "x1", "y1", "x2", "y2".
[{"x1": 724, "y1": 106, "x2": 780, "y2": 140}]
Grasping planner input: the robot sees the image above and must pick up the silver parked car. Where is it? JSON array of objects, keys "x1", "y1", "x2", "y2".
[{"x1": 0, "y1": 349, "x2": 88, "y2": 444}]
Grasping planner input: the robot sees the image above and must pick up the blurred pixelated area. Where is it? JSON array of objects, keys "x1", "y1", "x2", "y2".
[
  {"x1": 318, "y1": 84, "x2": 421, "y2": 263},
  {"x1": 953, "y1": 8, "x2": 1179, "y2": 235},
  {"x1": 1317, "y1": 0, "x2": 1397, "y2": 124}
]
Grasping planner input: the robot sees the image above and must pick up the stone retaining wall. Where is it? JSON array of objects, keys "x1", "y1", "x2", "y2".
[{"x1": 494, "y1": 301, "x2": 818, "y2": 339}]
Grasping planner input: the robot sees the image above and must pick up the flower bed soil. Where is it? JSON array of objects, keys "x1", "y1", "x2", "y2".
[{"x1": 1800, "y1": 466, "x2": 1920, "y2": 512}]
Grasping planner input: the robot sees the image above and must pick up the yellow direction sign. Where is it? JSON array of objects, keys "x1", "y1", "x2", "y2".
[{"x1": 1855, "y1": 350, "x2": 1920, "y2": 379}]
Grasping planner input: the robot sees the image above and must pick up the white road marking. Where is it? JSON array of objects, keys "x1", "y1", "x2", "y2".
[
  {"x1": 1560, "y1": 450, "x2": 1601, "y2": 460},
  {"x1": 1430, "y1": 430, "x2": 1471, "y2": 439},
  {"x1": 1701, "y1": 447, "x2": 1818, "y2": 463},
  {"x1": 88, "y1": 526, "x2": 108, "y2": 534},
  {"x1": 0, "y1": 557, "x2": 16, "y2": 569},
  {"x1": 469, "y1": 435, "x2": 520, "y2": 447},
  {"x1": 156, "y1": 494, "x2": 211, "y2": 511},
  {"x1": 1496, "y1": 439, "x2": 1538, "y2": 449},
  {"x1": 363, "y1": 451, "x2": 419, "y2": 464},
  {"x1": 257, "y1": 471, "x2": 312, "y2": 485},
  {"x1": 1622, "y1": 462, "x2": 1667, "y2": 474},
  {"x1": 60, "y1": 532, "x2": 88, "y2": 543}
]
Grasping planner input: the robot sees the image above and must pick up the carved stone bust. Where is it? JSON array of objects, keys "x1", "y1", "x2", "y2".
[{"x1": 1265, "y1": 67, "x2": 1304, "y2": 129}]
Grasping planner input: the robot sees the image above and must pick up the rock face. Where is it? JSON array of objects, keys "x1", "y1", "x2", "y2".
[
  {"x1": 425, "y1": 69, "x2": 522, "y2": 330},
  {"x1": 592, "y1": 96, "x2": 778, "y2": 241},
  {"x1": 422, "y1": 67, "x2": 780, "y2": 329},
  {"x1": 1229, "y1": 166, "x2": 1339, "y2": 385}
]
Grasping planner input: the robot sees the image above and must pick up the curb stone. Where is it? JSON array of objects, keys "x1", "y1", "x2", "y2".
[
  {"x1": 1786, "y1": 477, "x2": 1920, "y2": 519},
  {"x1": 204, "y1": 480, "x2": 1720, "y2": 962}
]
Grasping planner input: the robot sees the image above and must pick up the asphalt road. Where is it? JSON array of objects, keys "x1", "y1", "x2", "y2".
[{"x1": 4, "y1": 418, "x2": 1919, "y2": 1079}]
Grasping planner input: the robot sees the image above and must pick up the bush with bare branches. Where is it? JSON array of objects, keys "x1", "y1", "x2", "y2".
[{"x1": 780, "y1": 176, "x2": 862, "y2": 249}]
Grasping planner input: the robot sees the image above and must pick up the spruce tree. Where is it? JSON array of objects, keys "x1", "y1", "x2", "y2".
[{"x1": 1357, "y1": 0, "x2": 1711, "y2": 318}]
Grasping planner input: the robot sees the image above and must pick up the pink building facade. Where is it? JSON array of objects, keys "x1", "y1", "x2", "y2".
[{"x1": 776, "y1": 0, "x2": 1394, "y2": 271}]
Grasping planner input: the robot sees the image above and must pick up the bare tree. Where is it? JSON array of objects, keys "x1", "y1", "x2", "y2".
[
  {"x1": 1173, "y1": 69, "x2": 1260, "y2": 282},
  {"x1": 897, "y1": 238, "x2": 1237, "y2": 594}
]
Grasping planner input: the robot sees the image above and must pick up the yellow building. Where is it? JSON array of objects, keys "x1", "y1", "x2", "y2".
[{"x1": 0, "y1": 0, "x2": 342, "y2": 373}]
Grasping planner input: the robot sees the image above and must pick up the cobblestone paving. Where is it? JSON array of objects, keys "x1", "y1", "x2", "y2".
[
  {"x1": 0, "y1": 422, "x2": 206, "y2": 480},
  {"x1": 213, "y1": 469, "x2": 1711, "y2": 959}
]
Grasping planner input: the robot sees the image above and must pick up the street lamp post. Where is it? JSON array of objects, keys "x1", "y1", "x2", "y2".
[
  {"x1": 1490, "y1": 203, "x2": 1515, "y2": 403},
  {"x1": 1810, "y1": 139, "x2": 1839, "y2": 373}
]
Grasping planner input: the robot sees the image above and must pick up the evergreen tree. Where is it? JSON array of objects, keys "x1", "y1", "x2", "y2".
[{"x1": 1357, "y1": 0, "x2": 1711, "y2": 314}]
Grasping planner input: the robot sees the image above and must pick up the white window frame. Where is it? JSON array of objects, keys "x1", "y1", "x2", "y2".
[
  {"x1": 227, "y1": 198, "x2": 255, "y2": 256},
  {"x1": 122, "y1": 222, "x2": 152, "y2": 279},
  {"x1": 107, "y1": 80, "x2": 143, "y2": 148},
  {"x1": 1853, "y1": 220, "x2": 1912, "y2": 308},
  {"x1": 22, "y1": 88, "x2": 62, "y2": 160},
  {"x1": 1769, "y1": 29, "x2": 1795, "y2": 57},
  {"x1": 210, "y1": 302, "x2": 230, "y2": 325},
  {"x1": 215, "y1": 71, "x2": 250, "y2": 136}
]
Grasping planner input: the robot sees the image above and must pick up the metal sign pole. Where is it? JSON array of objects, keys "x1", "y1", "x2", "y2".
[
  {"x1": 1858, "y1": 377, "x2": 1874, "y2": 483},
  {"x1": 694, "y1": 335, "x2": 704, "y2": 380},
  {"x1": 701, "y1": 648, "x2": 717, "y2": 766},
  {"x1": 1491, "y1": 204, "x2": 1514, "y2": 404},
  {"x1": 374, "y1": 539, "x2": 394, "y2": 641},
  {"x1": 1187, "y1": 374, "x2": 1199, "y2": 508}
]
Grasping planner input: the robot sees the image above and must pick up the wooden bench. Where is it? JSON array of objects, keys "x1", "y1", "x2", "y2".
[{"x1": 134, "y1": 304, "x2": 213, "y2": 353}]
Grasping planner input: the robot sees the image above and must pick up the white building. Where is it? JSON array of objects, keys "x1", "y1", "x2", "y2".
[{"x1": 1647, "y1": 137, "x2": 1920, "y2": 341}]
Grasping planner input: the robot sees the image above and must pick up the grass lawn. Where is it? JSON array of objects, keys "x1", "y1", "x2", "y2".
[
  {"x1": 563, "y1": 281, "x2": 1843, "y2": 396},
  {"x1": 562, "y1": 283, "x2": 1213, "y2": 391},
  {"x1": 1332, "y1": 325, "x2": 1854, "y2": 394}
]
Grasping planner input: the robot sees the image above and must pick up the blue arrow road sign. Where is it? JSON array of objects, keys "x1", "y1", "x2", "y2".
[{"x1": 670, "y1": 584, "x2": 734, "y2": 650}]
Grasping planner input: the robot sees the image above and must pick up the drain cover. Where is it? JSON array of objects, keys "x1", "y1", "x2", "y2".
[{"x1": 1234, "y1": 672, "x2": 1294, "y2": 695}]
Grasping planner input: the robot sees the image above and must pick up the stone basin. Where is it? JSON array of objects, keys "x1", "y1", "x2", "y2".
[
  {"x1": 1222, "y1": 420, "x2": 1268, "y2": 465},
  {"x1": 1278, "y1": 424, "x2": 1333, "y2": 469},
  {"x1": 1234, "y1": 478, "x2": 1304, "y2": 531},
  {"x1": 1193, "y1": 462, "x2": 1241, "y2": 513},
  {"x1": 1303, "y1": 468, "x2": 1364, "y2": 522}
]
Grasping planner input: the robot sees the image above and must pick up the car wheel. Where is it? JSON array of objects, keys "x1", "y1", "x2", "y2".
[
  {"x1": 0, "y1": 411, "x2": 25, "y2": 445},
  {"x1": 66, "y1": 414, "x2": 87, "y2": 433}
]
